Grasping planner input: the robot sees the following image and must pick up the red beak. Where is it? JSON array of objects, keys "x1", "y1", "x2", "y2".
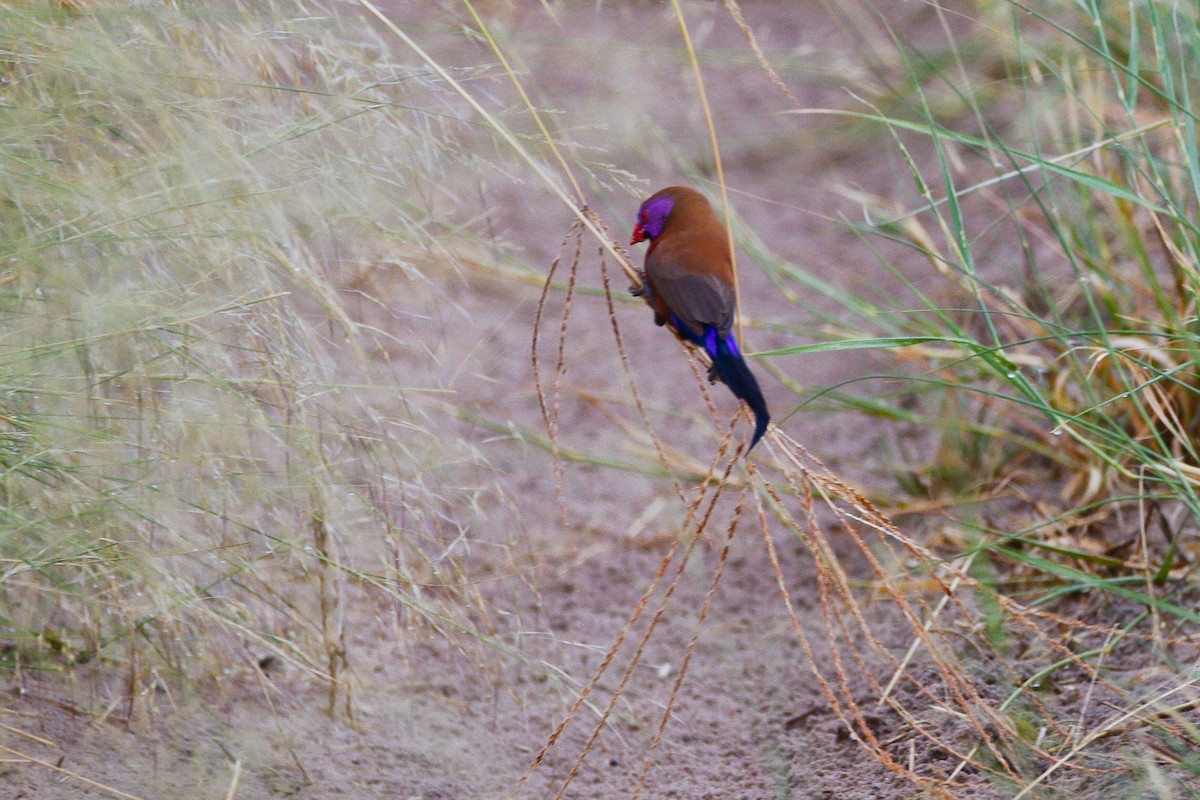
[{"x1": 630, "y1": 222, "x2": 646, "y2": 246}]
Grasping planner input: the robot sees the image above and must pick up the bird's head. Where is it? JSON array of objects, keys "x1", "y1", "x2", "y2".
[{"x1": 630, "y1": 192, "x2": 677, "y2": 246}]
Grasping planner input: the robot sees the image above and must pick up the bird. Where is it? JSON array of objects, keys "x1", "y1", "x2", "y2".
[{"x1": 629, "y1": 186, "x2": 770, "y2": 451}]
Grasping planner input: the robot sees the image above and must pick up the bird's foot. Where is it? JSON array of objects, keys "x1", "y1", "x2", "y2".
[
  {"x1": 706, "y1": 364, "x2": 719, "y2": 384},
  {"x1": 629, "y1": 271, "x2": 648, "y2": 297}
]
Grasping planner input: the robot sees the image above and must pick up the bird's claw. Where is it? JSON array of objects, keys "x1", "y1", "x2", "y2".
[
  {"x1": 706, "y1": 364, "x2": 719, "y2": 384},
  {"x1": 629, "y1": 270, "x2": 649, "y2": 298}
]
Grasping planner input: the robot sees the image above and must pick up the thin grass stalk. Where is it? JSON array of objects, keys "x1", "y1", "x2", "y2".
[
  {"x1": 1, "y1": 744, "x2": 147, "y2": 800},
  {"x1": 631, "y1": 493, "x2": 744, "y2": 800},
  {"x1": 355, "y1": 0, "x2": 642, "y2": 287},
  {"x1": 532, "y1": 224, "x2": 578, "y2": 518},
  {"x1": 458, "y1": 0, "x2": 586, "y2": 205},
  {"x1": 509, "y1": 433, "x2": 735, "y2": 798},
  {"x1": 549, "y1": 439, "x2": 738, "y2": 800},
  {"x1": 669, "y1": 0, "x2": 743, "y2": 346}
]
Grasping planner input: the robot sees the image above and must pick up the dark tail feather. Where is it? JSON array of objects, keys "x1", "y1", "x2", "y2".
[{"x1": 708, "y1": 332, "x2": 770, "y2": 451}]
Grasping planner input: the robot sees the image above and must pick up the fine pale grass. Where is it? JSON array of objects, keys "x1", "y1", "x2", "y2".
[{"x1": 0, "y1": 0, "x2": 525, "y2": 722}]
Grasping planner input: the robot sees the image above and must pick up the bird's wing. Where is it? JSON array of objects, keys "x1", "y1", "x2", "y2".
[{"x1": 646, "y1": 249, "x2": 735, "y2": 341}]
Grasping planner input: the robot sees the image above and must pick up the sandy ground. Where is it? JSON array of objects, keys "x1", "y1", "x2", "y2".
[{"x1": 6, "y1": 3, "x2": 1179, "y2": 799}]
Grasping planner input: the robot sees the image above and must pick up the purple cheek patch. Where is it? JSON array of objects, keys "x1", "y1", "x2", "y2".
[{"x1": 639, "y1": 195, "x2": 676, "y2": 240}]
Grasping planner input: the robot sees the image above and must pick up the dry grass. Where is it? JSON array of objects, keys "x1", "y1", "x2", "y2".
[
  {"x1": 0, "y1": 0, "x2": 519, "y2": 724},
  {"x1": 4, "y1": 1, "x2": 1200, "y2": 798}
]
